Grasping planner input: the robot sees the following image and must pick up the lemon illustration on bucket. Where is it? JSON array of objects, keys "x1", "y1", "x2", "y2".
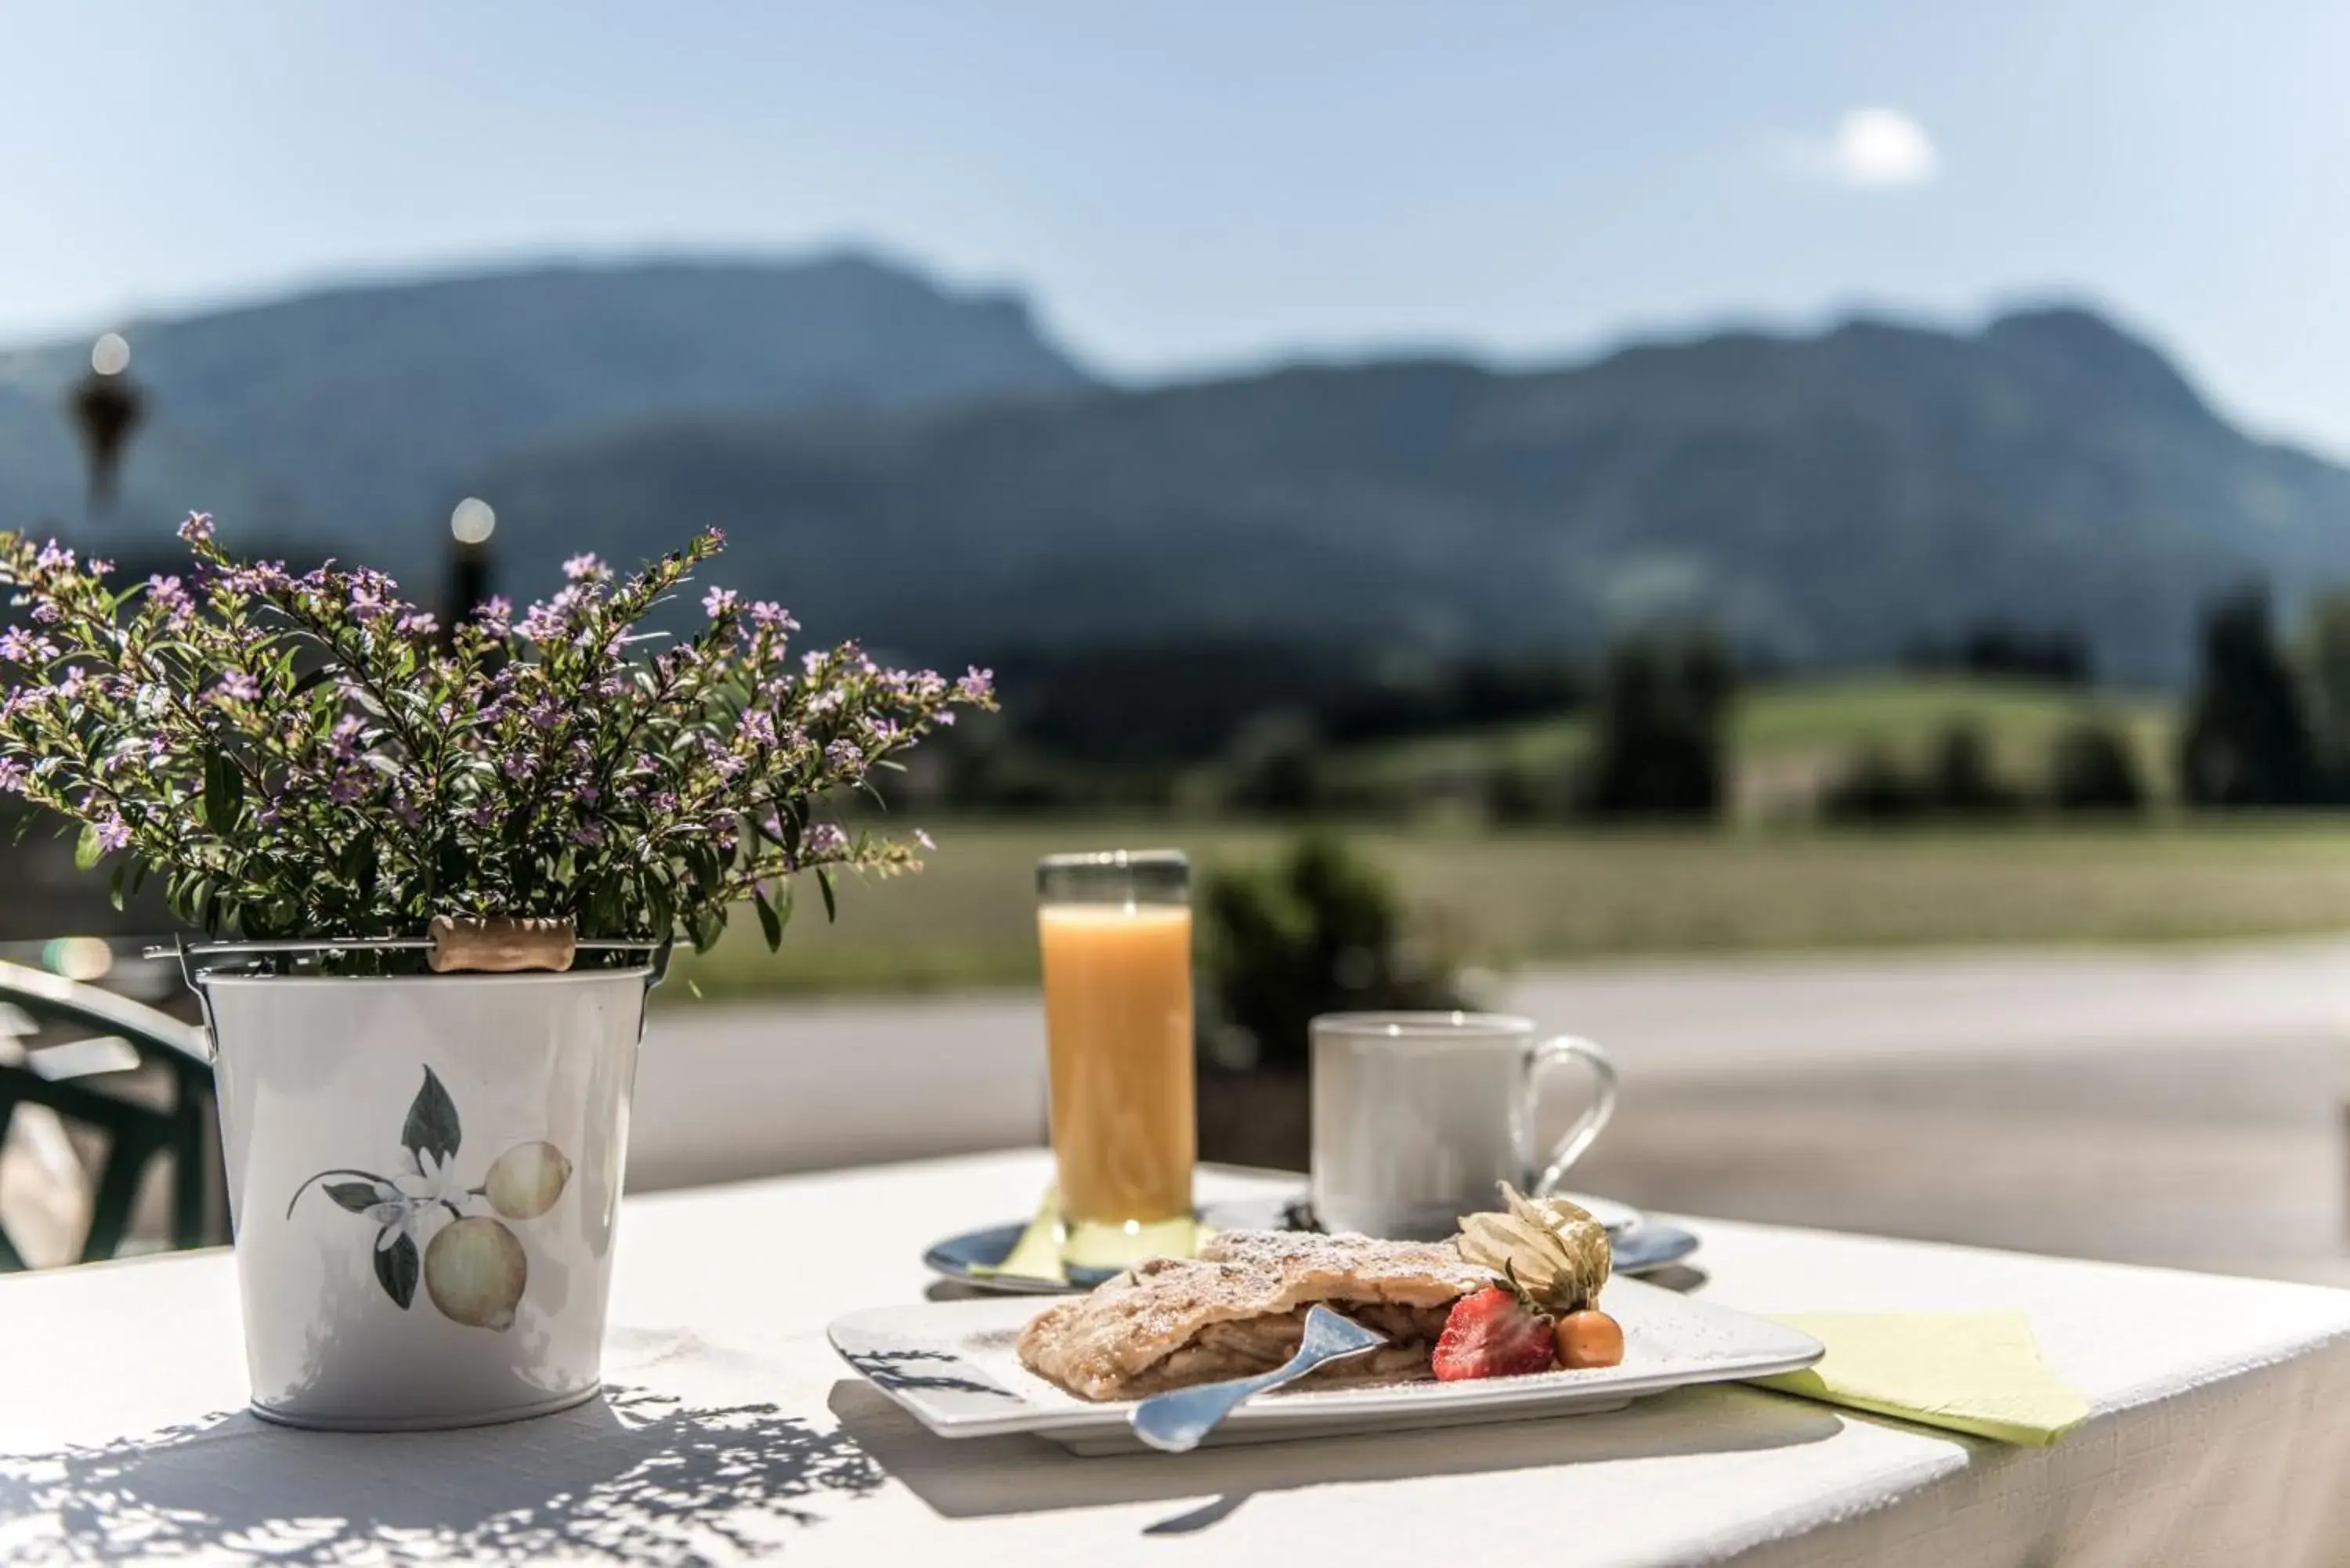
[
  {"x1": 425, "y1": 1217, "x2": 530, "y2": 1329},
  {"x1": 287, "y1": 1067, "x2": 573, "y2": 1331},
  {"x1": 485, "y1": 1141, "x2": 573, "y2": 1220}
]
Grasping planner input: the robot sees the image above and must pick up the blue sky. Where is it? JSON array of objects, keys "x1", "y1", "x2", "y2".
[{"x1": 7, "y1": 2, "x2": 2350, "y2": 451}]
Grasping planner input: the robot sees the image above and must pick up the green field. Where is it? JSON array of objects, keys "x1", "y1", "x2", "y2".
[
  {"x1": 652, "y1": 676, "x2": 2345, "y2": 1004},
  {"x1": 1325, "y1": 675, "x2": 2176, "y2": 814},
  {"x1": 663, "y1": 816, "x2": 2350, "y2": 1003}
]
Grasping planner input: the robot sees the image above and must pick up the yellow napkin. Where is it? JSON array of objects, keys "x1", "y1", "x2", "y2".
[
  {"x1": 970, "y1": 1187, "x2": 1213, "y2": 1284},
  {"x1": 1752, "y1": 1311, "x2": 2090, "y2": 1446}
]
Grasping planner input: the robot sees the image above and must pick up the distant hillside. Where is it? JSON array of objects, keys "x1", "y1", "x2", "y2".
[
  {"x1": 0, "y1": 252, "x2": 1090, "y2": 576},
  {"x1": 476, "y1": 305, "x2": 2350, "y2": 682}
]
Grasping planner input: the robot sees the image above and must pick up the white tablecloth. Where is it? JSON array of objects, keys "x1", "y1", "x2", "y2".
[{"x1": 4, "y1": 1149, "x2": 2348, "y2": 1566}]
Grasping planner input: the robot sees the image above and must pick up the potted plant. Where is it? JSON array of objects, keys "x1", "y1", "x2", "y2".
[{"x1": 0, "y1": 515, "x2": 992, "y2": 1429}]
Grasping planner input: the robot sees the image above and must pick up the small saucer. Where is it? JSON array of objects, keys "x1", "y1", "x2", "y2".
[{"x1": 921, "y1": 1192, "x2": 1697, "y2": 1296}]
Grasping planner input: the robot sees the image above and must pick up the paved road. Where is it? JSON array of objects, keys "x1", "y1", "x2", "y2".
[{"x1": 633, "y1": 940, "x2": 2350, "y2": 1285}]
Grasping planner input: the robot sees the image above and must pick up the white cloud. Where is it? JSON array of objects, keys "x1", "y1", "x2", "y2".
[{"x1": 1777, "y1": 108, "x2": 1940, "y2": 190}]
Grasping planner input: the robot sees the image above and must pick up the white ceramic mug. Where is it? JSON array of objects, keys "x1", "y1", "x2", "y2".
[{"x1": 1309, "y1": 1011, "x2": 1618, "y2": 1241}]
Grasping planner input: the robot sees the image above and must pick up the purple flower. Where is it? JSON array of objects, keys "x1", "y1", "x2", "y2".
[
  {"x1": 956, "y1": 666, "x2": 995, "y2": 703},
  {"x1": 519, "y1": 599, "x2": 573, "y2": 642},
  {"x1": 563, "y1": 554, "x2": 607, "y2": 582},
  {"x1": 805, "y1": 823, "x2": 848, "y2": 858},
  {"x1": 177, "y1": 512, "x2": 215, "y2": 546},
  {"x1": 213, "y1": 671, "x2": 261, "y2": 703},
  {"x1": 0, "y1": 758, "x2": 26, "y2": 795},
  {"x1": 146, "y1": 575, "x2": 193, "y2": 622},
  {"x1": 702, "y1": 587, "x2": 739, "y2": 618},
  {"x1": 396, "y1": 612, "x2": 439, "y2": 637},
  {"x1": 223, "y1": 562, "x2": 295, "y2": 597},
  {"x1": 29, "y1": 601, "x2": 61, "y2": 625},
  {"x1": 93, "y1": 812, "x2": 132, "y2": 852},
  {"x1": 475, "y1": 596, "x2": 514, "y2": 635},
  {"x1": 739, "y1": 710, "x2": 777, "y2": 747},
  {"x1": 0, "y1": 628, "x2": 59, "y2": 664},
  {"x1": 749, "y1": 601, "x2": 797, "y2": 631},
  {"x1": 569, "y1": 823, "x2": 605, "y2": 848},
  {"x1": 825, "y1": 739, "x2": 864, "y2": 774},
  {"x1": 33, "y1": 542, "x2": 76, "y2": 573}
]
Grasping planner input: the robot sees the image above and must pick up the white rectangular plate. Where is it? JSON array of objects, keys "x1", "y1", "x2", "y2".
[{"x1": 829, "y1": 1277, "x2": 1824, "y2": 1455}]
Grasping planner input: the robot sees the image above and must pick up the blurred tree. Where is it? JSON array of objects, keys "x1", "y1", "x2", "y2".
[
  {"x1": 1925, "y1": 721, "x2": 2021, "y2": 815},
  {"x1": 2048, "y1": 719, "x2": 2148, "y2": 813},
  {"x1": 1576, "y1": 630, "x2": 1735, "y2": 818},
  {"x1": 2178, "y1": 590, "x2": 2316, "y2": 807},
  {"x1": 1484, "y1": 759, "x2": 1565, "y2": 824},
  {"x1": 1818, "y1": 744, "x2": 1927, "y2": 823},
  {"x1": 1220, "y1": 713, "x2": 1325, "y2": 817},
  {"x1": 1902, "y1": 620, "x2": 2092, "y2": 687},
  {"x1": 2296, "y1": 589, "x2": 2350, "y2": 802},
  {"x1": 1198, "y1": 831, "x2": 1464, "y2": 1075}
]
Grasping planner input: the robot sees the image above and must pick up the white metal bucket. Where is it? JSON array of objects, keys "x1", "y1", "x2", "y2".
[{"x1": 201, "y1": 968, "x2": 651, "y2": 1430}]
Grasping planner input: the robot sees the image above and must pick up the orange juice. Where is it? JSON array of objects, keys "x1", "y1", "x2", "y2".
[{"x1": 1038, "y1": 902, "x2": 1196, "y2": 1224}]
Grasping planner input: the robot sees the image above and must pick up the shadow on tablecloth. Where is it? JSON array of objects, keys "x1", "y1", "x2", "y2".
[
  {"x1": 827, "y1": 1378, "x2": 1841, "y2": 1532},
  {"x1": 0, "y1": 1384, "x2": 882, "y2": 1564}
]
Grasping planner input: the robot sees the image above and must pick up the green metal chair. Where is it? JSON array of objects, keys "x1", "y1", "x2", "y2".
[{"x1": 0, "y1": 958, "x2": 220, "y2": 1269}]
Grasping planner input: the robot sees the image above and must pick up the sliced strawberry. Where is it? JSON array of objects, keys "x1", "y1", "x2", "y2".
[{"x1": 1431, "y1": 1286, "x2": 1556, "y2": 1382}]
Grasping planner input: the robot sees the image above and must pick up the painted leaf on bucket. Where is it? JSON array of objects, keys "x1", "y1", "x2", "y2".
[
  {"x1": 323, "y1": 1181, "x2": 381, "y2": 1213},
  {"x1": 401, "y1": 1066, "x2": 461, "y2": 1165},
  {"x1": 374, "y1": 1230, "x2": 421, "y2": 1310}
]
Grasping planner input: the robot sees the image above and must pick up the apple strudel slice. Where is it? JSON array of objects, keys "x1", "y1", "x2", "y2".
[{"x1": 1015, "y1": 1230, "x2": 1494, "y2": 1402}]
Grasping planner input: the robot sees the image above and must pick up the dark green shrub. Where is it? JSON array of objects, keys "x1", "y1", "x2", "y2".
[
  {"x1": 2048, "y1": 720, "x2": 2147, "y2": 812},
  {"x1": 1925, "y1": 721, "x2": 2022, "y2": 815},
  {"x1": 1198, "y1": 831, "x2": 1464, "y2": 1074},
  {"x1": 1818, "y1": 744, "x2": 1929, "y2": 822},
  {"x1": 1576, "y1": 631, "x2": 1735, "y2": 818}
]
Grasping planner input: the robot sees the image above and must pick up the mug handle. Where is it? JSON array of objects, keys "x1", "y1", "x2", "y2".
[{"x1": 1523, "y1": 1035, "x2": 1618, "y2": 1198}]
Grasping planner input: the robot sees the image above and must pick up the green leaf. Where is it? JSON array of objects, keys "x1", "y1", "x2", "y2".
[
  {"x1": 400, "y1": 1067, "x2": 461, "y2": 1164},
  {"x1": 203, "y1": 749, "x2": 241, "y2": 834},
  {"x1": 374, "y1": 1230, "x2": 420, "y2": 1309},
  {"x1": 109, "y1": 861, "x2": 127, "y2": 912},
  {"x1": 753, "y1": 883, "x2": 783, "y2": 951},
  {"x1": 324, "y1": 1180, "x2": 382, "y2": 1213},
  {"x1": 817, "y1": 868, "x2": 837, "y2": 923},
  {"x1": 74, "y1": 823, "x2": 103, "y2": 871}
]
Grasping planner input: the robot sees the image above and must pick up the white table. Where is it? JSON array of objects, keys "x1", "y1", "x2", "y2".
[{"x1": 5, "y1": 1150, "x2": 2350, "y2": 1566}]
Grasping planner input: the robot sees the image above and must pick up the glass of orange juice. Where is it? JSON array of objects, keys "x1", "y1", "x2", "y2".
[{"x1": 1036, "y1": 850, "x2": 1196, "y2": 1267}]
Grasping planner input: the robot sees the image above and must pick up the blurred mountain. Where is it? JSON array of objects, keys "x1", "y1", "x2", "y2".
[
  {"x1": 476, "y1": 302, "x2": 2350, "y2": 683},
  {"x1": 0, "y1": 252, "x2": 1090, "y2": 575}
]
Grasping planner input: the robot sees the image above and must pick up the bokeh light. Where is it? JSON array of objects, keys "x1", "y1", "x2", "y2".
[
  {"x1": 89, "y1": 333, "x2": 130, "y2": 376},
  {"x1": 43, "y1": 936, "x2": 114, "y2": 982},
  {"x1": 450, "y1": 497, "x2": 497, "y2": 544}
]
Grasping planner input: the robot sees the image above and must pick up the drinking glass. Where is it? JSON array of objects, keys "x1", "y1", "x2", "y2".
[{"x1": 1036, "y1": 850, "x2": 1195, "y2": 1263}]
